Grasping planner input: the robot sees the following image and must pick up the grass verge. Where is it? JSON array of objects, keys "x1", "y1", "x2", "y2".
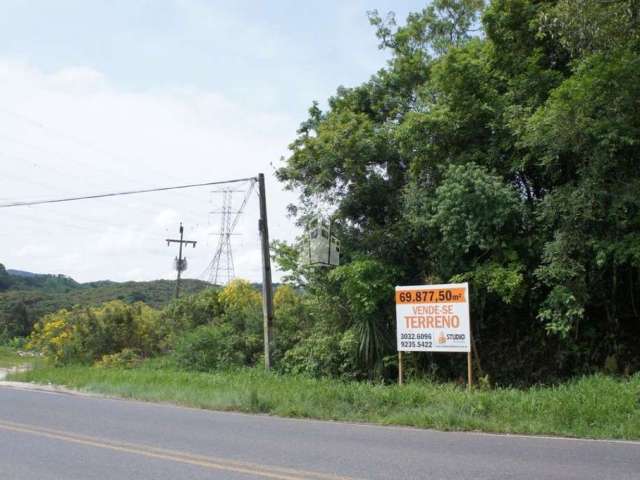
[
  {"x1": 0, "y1": 346, "x2": 27, "y2": 368},
  {"x1": 9, "y1": 365, "x2": 640, "y2": 440}
]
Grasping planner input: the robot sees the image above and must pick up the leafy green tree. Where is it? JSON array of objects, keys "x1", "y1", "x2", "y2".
[
  {"x1": 0, "y1": 264, "x2": 11, "y2": 292},
  {"x1": 272, "y1": 285, "x2": 309, "y2": 362},
  {"x1": 539, "y1": 0, "x2": 640, "y2": 58},
  {"x1": 6, "y1": 301, "x2": 31, "y2": 338},
  {"x1": 323, "y1": 259, "x2": 398, "y2": 376},
  {"x1": 162, "y1": 288, "x2": 223, "y2": 335},
  {"x1": 276, "y1": 0, "x2": 640, "y2": 382},
  {"x1": 526, "y1": 44, "x2": 640, "y2": 359}
]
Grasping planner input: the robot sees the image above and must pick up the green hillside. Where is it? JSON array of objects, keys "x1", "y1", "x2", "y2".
[{"x1": 0, "y1": 263, "x2": 209, "y2": 340}]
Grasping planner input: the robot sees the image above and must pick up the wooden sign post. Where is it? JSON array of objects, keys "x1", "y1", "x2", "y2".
[{"x1": 467, "y1": 338, "x2": 473, "y2": 390}]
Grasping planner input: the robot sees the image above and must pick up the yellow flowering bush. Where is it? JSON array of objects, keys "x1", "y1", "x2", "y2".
[
  {"x1": 27, "y1": 309, "x2": 76, "y2": 364},
  {"x1": 28, "y1": 301, "x2": 164, "y2": 365}
]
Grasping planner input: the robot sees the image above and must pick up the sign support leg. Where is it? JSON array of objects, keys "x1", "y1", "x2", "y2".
[
  {"x1": 398, "y1": 351, "x2": 403, "y2": 386},
  {"x1": 467, "y1": 350, "x2": 473, "y2": 390}
]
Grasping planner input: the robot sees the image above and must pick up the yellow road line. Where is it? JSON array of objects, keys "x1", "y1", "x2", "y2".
[{"x1": 0, "y1": 420, "x2": 360, "y2": 480}]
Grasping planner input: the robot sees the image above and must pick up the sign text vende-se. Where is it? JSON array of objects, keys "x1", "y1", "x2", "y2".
[{"x1": 395, "y1": 283, "x2": 470, "y2": 353}]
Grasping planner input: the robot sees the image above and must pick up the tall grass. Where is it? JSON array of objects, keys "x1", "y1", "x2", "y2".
[
  {"x1": 10, "y1": 365, "x2": 640, "y2": 440},
  {"x1": 0, "y1": 347, "x2": 26, "y2": 368}
]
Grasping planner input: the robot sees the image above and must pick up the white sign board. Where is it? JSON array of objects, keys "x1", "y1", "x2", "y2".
[{"x1": 395, "y1": 283, "x2": 470, "y2": 352}]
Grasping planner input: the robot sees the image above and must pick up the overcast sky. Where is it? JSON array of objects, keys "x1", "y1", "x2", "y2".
[{"x1": 0, "y1": 0, "x2": 424, "y2": 283}]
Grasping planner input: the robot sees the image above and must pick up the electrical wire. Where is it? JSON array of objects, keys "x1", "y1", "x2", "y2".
[
  {"x1": 0, "y1": 154, "x2": 214, "y2": 222},
  {"x1": 0, "y1": 176, "x2": 258, "y2": 208}
]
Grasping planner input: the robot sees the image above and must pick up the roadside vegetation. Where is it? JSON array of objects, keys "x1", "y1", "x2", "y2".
[
  {"x1": 11, "y1": 366, "x2": 640, "y2": 440},
  {"x1": 0, "y1": 346, "x2": 24, "y2": 369},
  {"x1": 6, "y1": 279, "x2": 640, "y2": 440},
  {"x1": 0, "y1": 342, "x2": 35, "y2": 375}
]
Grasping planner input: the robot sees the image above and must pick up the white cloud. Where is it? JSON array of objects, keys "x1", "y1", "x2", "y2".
[
  {"x1": 0, "y1": 60, "x2": 299, "y2": 283},
  {"x1": 155, "y1": 209, "x2": 180, "y2": 228},
  {"x1": 15, "y1": 243, "x2": 52, "y2": 257},
  {"x1": 47, "y1": 66, "x2": 107, "y2": 92},
  {"x1": 95, "y1": 226, "x2": 149, "y2": 253}
]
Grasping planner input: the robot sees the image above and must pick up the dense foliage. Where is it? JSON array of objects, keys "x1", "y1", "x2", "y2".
[
  {"x1": 28, "y1": 300, "x2": 166, "y2": 365},
  {"x1": 275, "y1": 0, "x2": 640, "y2": 384},
  {"x1": 25, "y1": 281, "x2": 306, "y2": 371}
]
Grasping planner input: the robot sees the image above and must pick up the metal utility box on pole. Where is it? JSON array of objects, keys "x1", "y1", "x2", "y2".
[{"x1": 258, "y1": 173, "x2": 274, "y2": 370}]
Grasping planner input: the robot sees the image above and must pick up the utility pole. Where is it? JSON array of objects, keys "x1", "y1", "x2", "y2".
[
  {"x1": 258, "y1": 173, "x2": 274, "y2": 370},
  {"x1": 166, "y1": 222, "x2": 197, "y2": 298}
]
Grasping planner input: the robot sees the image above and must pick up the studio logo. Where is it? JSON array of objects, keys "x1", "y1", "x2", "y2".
[
  {"x1": 446, "y1": 333, "x2": 466, "y2": 343},
  {"x1": 438, "y1": 331, "x2": 447, "y2": 344}
]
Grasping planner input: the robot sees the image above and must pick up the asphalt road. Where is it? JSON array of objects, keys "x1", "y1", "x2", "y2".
[{"x1": 0, "y1": 384, "x2": 638, "y2": 479}]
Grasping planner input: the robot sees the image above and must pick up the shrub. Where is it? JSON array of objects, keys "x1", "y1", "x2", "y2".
[
  {"x1": 161, "y1": 288, "x2": 223, "y2": 336},
  {"x1": 173, "y1": 324, "x2": 244, "y2": 371},
  {"x1": 28, "y1": 301, "x2": 164, "y2": 365},
  {"x1": 0, "y1": 300, "x2": 34, "y2": 340},
  {"x1": 7, "y1": 336, "x2": 27, "y2": 349},
  {"x1": 96, "y1": 348, "x2": 142, "y2": 369},
  {"x1": 280, "y1": 328, "x2": 361, "y2": 379},
  {"x1": 219, "y1": 280, "x2": 262, "y2": 329},
  {"x1": 217, "y1": 280, "x2": 264, "y2": 365},
  {"x1": 272, "y1": 285, "x2": 310, "y2": 362},
  {"x1": 27, "y1": 309, "x2": 77, "y2": 364}
]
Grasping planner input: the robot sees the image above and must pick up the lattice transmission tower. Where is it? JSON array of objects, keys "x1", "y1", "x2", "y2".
[{"x1": 203, "y1": 181, "x2": 256, "y2": 285}]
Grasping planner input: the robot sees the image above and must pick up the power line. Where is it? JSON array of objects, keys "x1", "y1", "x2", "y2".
[
  {"x1": 0, "y1": 169, "x2": 209, "y2": 227},
  {"x1": 0, "y1": 177, "x2": 257, "y2": 208}
]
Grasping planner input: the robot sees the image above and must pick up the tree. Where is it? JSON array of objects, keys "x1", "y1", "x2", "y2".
[
  {"x1": 327, "y1": 259, "x2": 397, "y2": 375},
  {"x1": 526, "y1": 45, "x2": 640, "y2": 361},
  {"x1": 539, "y1": 0, "x2": 640, "y2": 58},
  {"x1": 276, "y1": 0, "x2": 640, "y2": 382},
  {"x1": 0, "y1": 264, "x2": 11, "y2": 292}
]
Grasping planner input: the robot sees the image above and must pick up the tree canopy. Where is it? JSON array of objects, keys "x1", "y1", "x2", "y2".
[{"x1": 276, "y1": 0, "x2": 640, "y2": 383}]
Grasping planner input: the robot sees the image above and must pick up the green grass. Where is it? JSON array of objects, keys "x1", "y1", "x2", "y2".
[
  {"x1": 0, "y1": 347, "x2": 28, "y2": 368},
  {"x1": 10, "y1": 364, "x2": 640, "y2": 440}
]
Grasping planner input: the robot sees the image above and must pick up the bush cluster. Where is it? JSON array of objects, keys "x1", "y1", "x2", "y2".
[
  {"x1": 28, "y1": 301, "x2": 164, "y2": 365},
  {"x1": 173, "y1": 324, "x2": 244, "y2": 371},
  {"x1": 25, "y1": 277, "x2": 381, "y2": 380}
]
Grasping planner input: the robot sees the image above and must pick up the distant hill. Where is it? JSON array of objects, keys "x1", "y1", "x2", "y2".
[
  {"x1": 2, "y1": 274, "x2": 210, "y2": 307},
  {"x1": 6, "y1": 269, "x2": 41, "y2": 278},
  {"x1": 0, "y1": 264, "x2": 212, "y2": 338}
]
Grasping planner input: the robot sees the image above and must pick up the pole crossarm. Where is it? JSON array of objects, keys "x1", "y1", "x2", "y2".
[{"x1": 166, "y1": 239, "x2": 197, "y2": 245}]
